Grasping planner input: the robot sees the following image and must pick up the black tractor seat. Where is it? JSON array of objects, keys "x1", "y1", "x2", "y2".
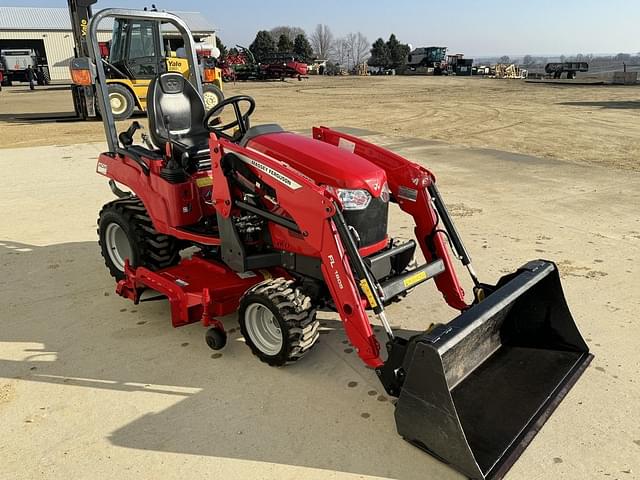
[
  {"x1": 146, "y1": 73, "x2": 284, "y2": 171},
  {"x1": 147, "y1": 73, "x2": 210, "y2": 167}
]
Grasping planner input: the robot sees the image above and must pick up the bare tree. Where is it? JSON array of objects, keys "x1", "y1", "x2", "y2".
[
  {"x1": 345, "y1": 32, "x2": 370, "y2": 67},
  {"x1": 329, "y1": 33, "x2": 369, "y2": 71},
  {"x1": 330, "y1": 37, "x2": 348, "y2": 68},
  {"x1": 310, "y1": 24, "x2": 333, "y2": 60},
  {"x1": 270, "y1": 26, "x2": 306, "y2": 43}
]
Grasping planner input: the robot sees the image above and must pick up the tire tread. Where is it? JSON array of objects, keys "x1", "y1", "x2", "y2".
[
  {"x1": 239, "y1": 278, "x2": 320, "y2": 366},
  {"x1": 97, "y1": 197, "x2": 180, "y2": 280}
]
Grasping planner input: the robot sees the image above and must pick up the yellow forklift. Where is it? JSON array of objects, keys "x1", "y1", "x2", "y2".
[{"x1": 69, "y1": 0, "x2": 223, "y2": 120}]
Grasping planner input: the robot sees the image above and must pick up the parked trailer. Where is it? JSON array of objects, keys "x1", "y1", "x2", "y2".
[
  {"x1": 0, "y1": 49, "x2": 50, "y2": 87},
  {"x1": 260, "y1": 52, "x2": 308, "y2": 80},
  {"x1": 545, "y1": 62, "x2": 589, "y2": 79}
]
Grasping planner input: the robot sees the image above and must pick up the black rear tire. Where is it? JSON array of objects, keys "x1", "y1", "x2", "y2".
[
  {"x1": 238, "y1": 278, "x2": 320, "y2": 366},
  {"x1": 97, "y1": 197, "x2": 180, "y2": 281}
]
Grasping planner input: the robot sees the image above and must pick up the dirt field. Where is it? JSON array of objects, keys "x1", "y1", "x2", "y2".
[{"x1": 1, "y1": 76, "x2": 639, "y2": 171}]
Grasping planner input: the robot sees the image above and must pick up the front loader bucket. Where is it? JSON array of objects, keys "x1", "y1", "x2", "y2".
[{"x1": 395, "y1": 260, "x2": 592, "y2": 480}]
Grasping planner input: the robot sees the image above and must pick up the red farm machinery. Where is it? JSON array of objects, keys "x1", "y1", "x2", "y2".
[
  {"x1": 220, "y1": 45, "x2": 307, "y2": 82},
  {"x1": 72, "y1": 8, "x2": 593, "y2": 480}
]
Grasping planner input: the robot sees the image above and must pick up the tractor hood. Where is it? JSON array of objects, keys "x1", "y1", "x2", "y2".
[{"x1": 246, "y1": 132, "x2": 387, "y2": 197}]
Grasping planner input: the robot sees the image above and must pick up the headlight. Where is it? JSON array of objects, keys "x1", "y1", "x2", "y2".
[{"x1": 336, "y1": 188, "x2": 371, "y2": 210}]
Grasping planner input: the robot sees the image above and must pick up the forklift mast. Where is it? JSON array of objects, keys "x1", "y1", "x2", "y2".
[
  {"x1": 68, "y1": 0, "x2": 97, "y2": 57},
  {"x1": 68, "y1": 0, "x2": 99, "y2": 118}
]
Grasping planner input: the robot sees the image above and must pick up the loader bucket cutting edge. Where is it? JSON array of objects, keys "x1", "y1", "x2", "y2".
[{"x1": 394, "y1": 260, "x2": 592, "y2": 480}]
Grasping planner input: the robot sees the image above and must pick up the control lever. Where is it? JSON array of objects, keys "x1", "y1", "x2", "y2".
[
  {"x1": 118, "y1": 121, "x2": 142, "y2": 147},
  {"x1": 181, "y1": 151, "x2": 191, "y2": 170}
]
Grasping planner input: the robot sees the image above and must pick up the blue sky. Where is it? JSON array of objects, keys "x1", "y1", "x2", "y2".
[{"x1": 2, "y1": 0, "x2": 639, "y2": 56}]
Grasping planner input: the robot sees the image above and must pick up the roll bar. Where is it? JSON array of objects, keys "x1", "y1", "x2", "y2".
[{"x1": 86, "y1": 9, "x2": 203, "y2": 152}]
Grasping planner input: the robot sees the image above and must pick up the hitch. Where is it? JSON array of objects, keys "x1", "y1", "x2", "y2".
[{"x1": 376, "y1": 337, "x2": 410, "y2": 397}]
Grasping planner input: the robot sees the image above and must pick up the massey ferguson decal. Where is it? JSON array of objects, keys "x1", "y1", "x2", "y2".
[{"x1": 237, "y1": 153, "x2": 302, "y2": 190}]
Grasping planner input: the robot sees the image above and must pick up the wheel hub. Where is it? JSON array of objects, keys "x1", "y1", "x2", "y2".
[
  {"x1": 104, "y1": 222, "x2": 132, "y2": 272},
  {"x1": 244, "y1": 303, "x2": 283, "y2": 355},
  {"x1": 203, "y1": 91, "x2": 219, "y2": 110},
  {"x1": 109, "y1": 93, "x2": 126, "y2": 115}
]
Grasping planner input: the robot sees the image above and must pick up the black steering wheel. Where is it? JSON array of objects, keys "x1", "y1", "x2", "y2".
[{"x1": 204, "y1": 95, "x2": 256, "y2": 142}]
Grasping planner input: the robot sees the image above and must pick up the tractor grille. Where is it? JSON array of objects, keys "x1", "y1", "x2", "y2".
[{"x1": 343, "y1": 196, "x2": 389, "y2": 247}]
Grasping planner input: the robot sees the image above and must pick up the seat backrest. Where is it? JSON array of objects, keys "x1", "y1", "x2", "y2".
[{"x1": 147, "y1": 72, "x2": 207, "y2": 147}]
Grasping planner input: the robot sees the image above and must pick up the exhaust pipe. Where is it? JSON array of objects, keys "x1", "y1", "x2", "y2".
[{"x1": 393, "y1": 260, "x2": 592, "y2": 480}]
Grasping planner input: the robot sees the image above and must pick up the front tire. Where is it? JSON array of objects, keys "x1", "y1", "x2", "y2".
[
  {"x1": 97, "y1": 198, "x2": 180, "y2": 281},
  {"x1": 106, "y1": 84, "x2": 136, "y2": 120},
  {"x1": 239, "y1": 278, "x2": 320, "y2": 366}
]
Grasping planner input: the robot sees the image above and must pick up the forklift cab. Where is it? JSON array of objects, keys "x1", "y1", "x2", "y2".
[
  {"x1": 72, "y1": 9, "x2": 201, "y2": 148},
  {"x1": 107, "y1": 19, "x2": 167, "y2": 81},
  {"x1": 68, "y1": 1, "x2": 223, "y2": 120}
]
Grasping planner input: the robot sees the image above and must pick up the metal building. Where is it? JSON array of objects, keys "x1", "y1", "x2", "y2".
[{"x1": 0, "y1": 6, "x2": 216, "y2": 82}]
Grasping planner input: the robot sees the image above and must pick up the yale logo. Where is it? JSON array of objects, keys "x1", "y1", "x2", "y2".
[{"x1": 167, "y1": 60, "x2": 185, "y2": 70}]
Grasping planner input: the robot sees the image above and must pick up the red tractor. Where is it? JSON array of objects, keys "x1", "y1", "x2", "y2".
[{"x1": 74, "y1": 9, "x2": 592, "y2": 480}]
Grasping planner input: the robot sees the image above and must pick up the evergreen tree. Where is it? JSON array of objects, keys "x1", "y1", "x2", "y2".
[
  {"x1": 277, "y1": 34, "x2": 294, "y2": 53},
  {"x1": 215, "y1": 35, "x2": 227, "y2": 59},
  {"x1": 249, "y1": 30, "x2": 276, "y2": 63},
  {"x1": 386, "y1": 34, "x2": 410, "y2": 70},
  {"x1": 293, "y1": 33, "x2": 314, "y2": 63},
  {"x1": 369, "y1": 38, "x2": 390, "y2": 69}
]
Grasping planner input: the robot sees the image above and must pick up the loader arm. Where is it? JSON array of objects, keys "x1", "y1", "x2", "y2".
[
  {"x1": 313, "y1": 127, "x2": 469, "y2": 311},
  {"x1": 214, "y1": 137, "x2": 384, "y2": 367}
]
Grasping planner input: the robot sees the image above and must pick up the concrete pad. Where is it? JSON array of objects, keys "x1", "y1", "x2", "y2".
[{"x1": 0, "y1": 136, "x2": 638, "y2": 480}]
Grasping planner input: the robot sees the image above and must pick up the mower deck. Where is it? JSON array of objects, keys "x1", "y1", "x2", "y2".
[{"x1": 117, "y1": 255, "x2": 279, "y2": 329}]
